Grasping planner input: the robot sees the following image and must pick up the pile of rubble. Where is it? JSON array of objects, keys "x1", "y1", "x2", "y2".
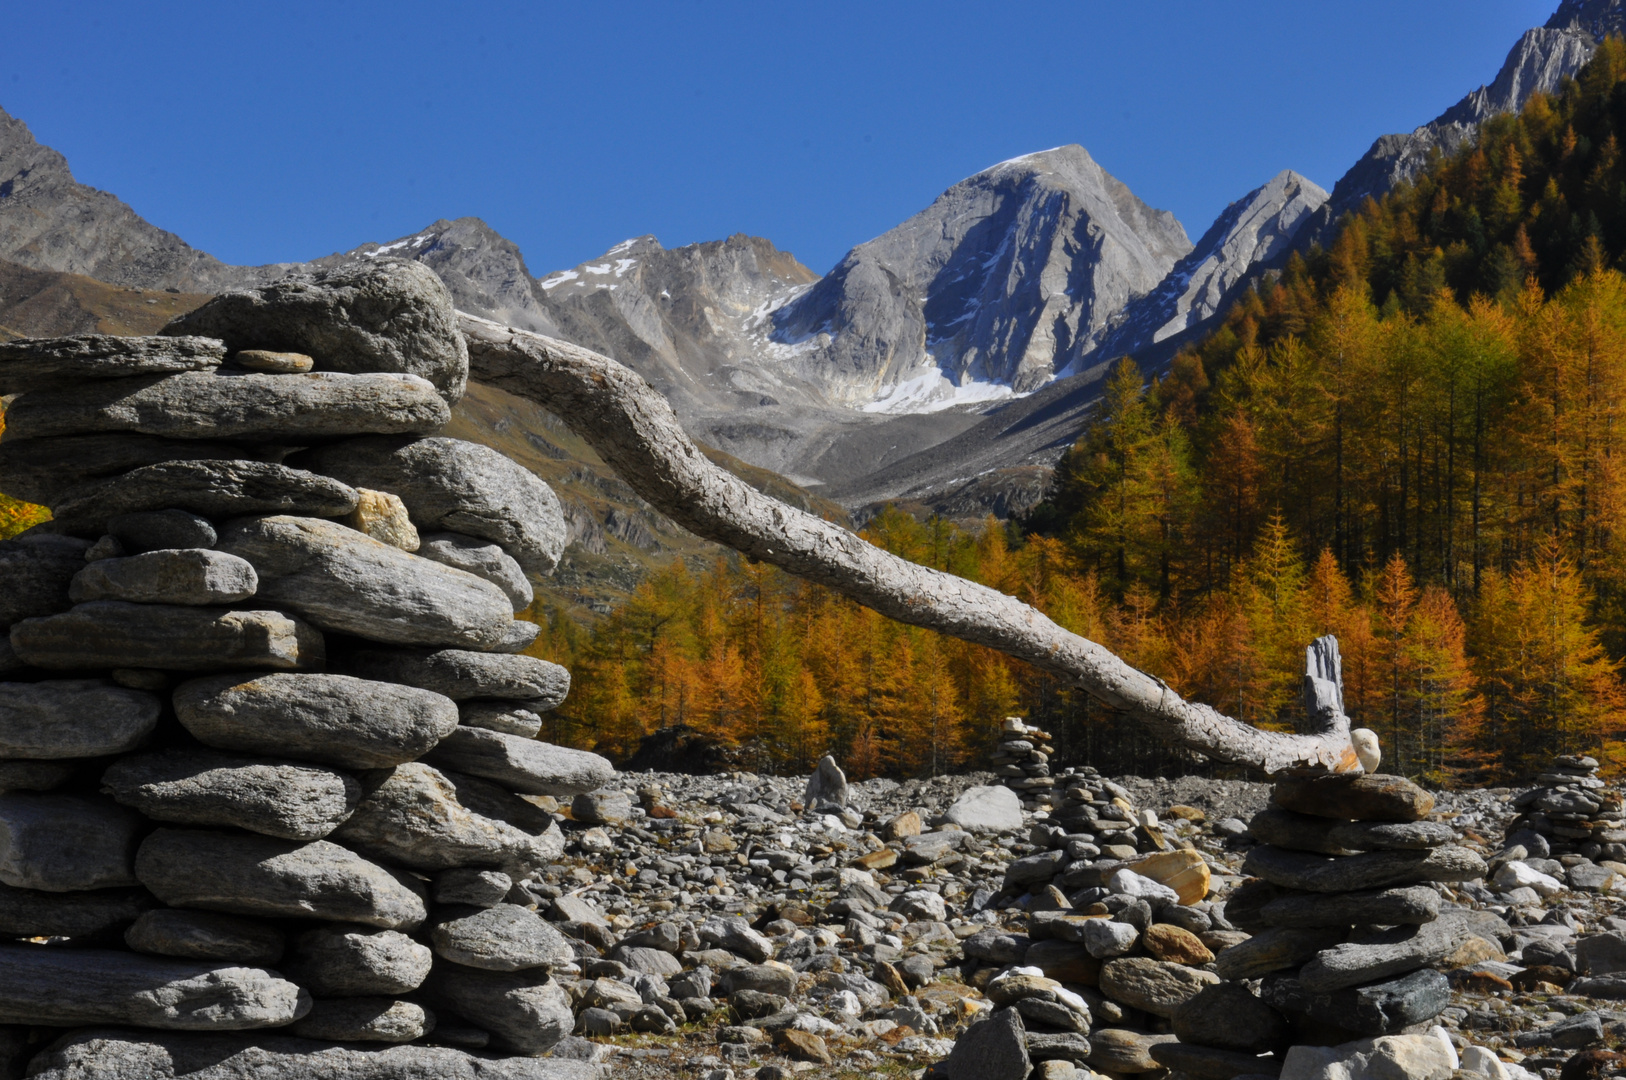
[
  {"x1": 0, "y1": 261, "x2": 611, "y2": 1078},
  {"x1": 1505, "y1": 755, "x2": 1626, "y2": 865}
]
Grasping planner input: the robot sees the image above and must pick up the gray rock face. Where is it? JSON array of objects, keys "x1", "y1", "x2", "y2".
[
  {"x1": 347, "y1": 648, "x2": 569, "y2": 705},
  {"x1": 944, "y1": 1006, "x2": 1029, "y2": 1080},
  {"x1": 51, "y1": 460, "x2": 358, "y2": 535},
  {"x1": 10, "y1": 601, "x2": 325, "y2": 671},
  {"x1": 418, "y1": 532, "x2": 533, "y2": 610},
  {"x1": 109, "y1": 509, "x2": 219, "y2": 553},
  {"x1": 772, "y1": 145, "x2": 1191, "y2": 402},
  {"x1": 135, "y1": 830, "x2": 427, "y2": 930},
  {"x1": 125, "y1": 909, "x2": 287, "y2": 965},
  {"x1": 217, "y1": 515, "x2": 515, "y2": 650},
  {"x1": 0, "y1": 433, "x2": 259, "y2": 507},
  {"x1": 0, "y1": 679, "x2": 160, "y2": 758},
  {"x1": 25, "y1": 1030, "x2": 603, "y2": 1080},
  {"x1": 0, "y1": 791, "x2": 141, "y2": 890},
  {"x1": 284, "y1": 924, "x2": 434, "y2": 997},
  {"x1": 70, "y1": 549, "x2": 258, "y2": 605},
  {"x1": 425, "y1": 965, "x2": 573, "y2": 1053},
  {"x1": 173, "y1": 672, "x2": 459, "y2": 770},
  {"x1": 0, "y1": 334, "x2": 225, "y2": 393},
  {"x1": 0, "y1": 883, "x2": 152, "y2": 939},
  {"x1": 290, "y1": 997, "x2": 433, "y2": 1043},
  {"x1": 0, "y1": 533, "x2": 89, "y2": 629},
  {"x1": 429, "y1": 904, "x2": 573, "y2": 971},
  {"x1": 424, "y1": 726, "x2": 614, "y2": 797},
  {"x1": 0, "y1": 944, "x2": 309, "y2": 1030},
  {"x1": 102, "y1": 748, "x2": 361, "y2": 840},
  {"x1": 331, "y1": 762, "x2": 564, "y2": 873},
  {"x1": 293, "y1": 436, "x2": 566, "y2": 574},
  {"x1": 459, "y1": 702, "x2": 544, "y2": 738},
  {"x1": 163, "y1": 258, "x2": 470, "y2": 404},
  {"x1": 3, "y1": 369, "x2": 450, "y2": 443}
]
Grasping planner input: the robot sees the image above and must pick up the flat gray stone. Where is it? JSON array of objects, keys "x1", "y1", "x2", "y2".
[
  {"x1": 437, "y1": 768, "x2": 561, "y2": 835},
  {"x1": 125, "y1": 909, "x2": 286, "y2": 965},
  {"x1": 1260, "y1": 968, "x2": 1452, "y2": 1036},
  {"x1": 1098, "y1": 957, "x2": 1221, "y2": 1017},
  {"x1": 0, "y1": 943, "x2": 307, "y2": 1030},
  {"x1": 1270, "y1": 773, "x2": 1434, "y2": 822},
  {"x1": 941, "y1": 784, "x2": 1023, "y2": 833},
  {"x1": 283, "y1": 924, "x2": 434, "y2": 997},
  {"x1": 331, "y1": 762, "x2": 564, "y2": 874},
  {"x1": 289, "y1": 997, "x2": 432, "y2": 1043},
  {"x1": 135, "y1": 830, "x2": 427, "y2": 930},
  {"x1": 0, "y1": 433, "x2": 255, "y2": 507},
  {"x1": 163, "y1": 258, "x2": 469, "y2": 404},
  {"x1": 1249, "y1": 807, "x2": 1455, "y2": 854},
  {"x1": 572, "y1": 790, "x2": 632, "y2": 827},
  {"x1": 1171, "y1": 980, "x2": 1289, "y2": 1052},
  {"x1": 293, "y1": 436, "x2": 565, "y2": 574},
  {"x1": 0, "y1": 534, "x2": 89, "y2": 629},
  {"x1": 1298, "y1": 916, "x2": 1465, "y2": 992},
  {"x1": 52, "y1": 461, "x2": 358, "y2": 535},
  {"x1": 0, "y1": 333, "x2": 224, "y2": 393},
  {"x1": 1211, "y1": 926, "x2": 1344, "y2": 980},
  {"x1": 108, "y1": 510, "x2": 218, "y2": 553},
  {"x1": 348, "y1": 648, "x2": 569, "y2": 705},
  {"x1": 2, "y1": 370, "x2": 449, "y2": 443},
  {"x1": 102, "y1": 748, "x2": 360, "y2": 840},
  {"x1": 424, "y1": 965, "x2": 573, "y2": 1054},
  {"x1": 0, "y1": 791, "x2": 141, "y2": 891},
  {"x1": 1242, "y1": 844, "x2": 1487, "y2": 893},
  {"x1": 27, "y1": 1030, "x2": 602, "y2": 1080},
  {"x1": 419, "y1": 532, "x2": 533, "y2": 610},
  {"x1": 433, "y1": 868, "x2": 513, "y2": 908},
  {"x1": 945, "y1": 1006, "x2": 1029, "y2": 1080},
  {"x1": 0, "y1": 883, "x2": 152, "y2": 939},
  {"x1": 70, "y1": 549, "x2": 258, "y2": 605},
  {"x1": 424, "y1": 727, "x2": 614, "y2": 797},
  {"x1": 10, "y1": 602, "x2": 324, "y2": 671},
  {"x1": 488, "y1": 619, "x2": 540, "y2": 654},
  {"x1": 429, "y1": 904, "x2": 573, "y2": 971},
  {"x1": 174, "y1": 672, "x2": 458, "y2": 770},
  {"x1": 217, "y1": 516, "x2": 515, "y2": 650},
  {"x1": 1259, "y1": 885, "x2": 1441, "y2": 929},
  {"x1": 0, "y1": 679, "x2": 160, "y2": 758},
  {"x1": 459, "y1": 701, "x2": 543, "y2": 737}
]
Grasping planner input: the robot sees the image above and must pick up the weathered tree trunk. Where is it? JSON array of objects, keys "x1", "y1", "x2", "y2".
[{"x1": 458, "y1": 313, "x2": 1359, "y2": 774}]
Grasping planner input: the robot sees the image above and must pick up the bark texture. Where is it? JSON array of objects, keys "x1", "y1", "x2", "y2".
[{"x1": 458, "y1": 313, "x2": 1358, "y2": 773}]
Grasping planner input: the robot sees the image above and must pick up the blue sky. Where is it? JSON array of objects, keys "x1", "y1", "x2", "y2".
[{"x1": 5, "y1": 1, "x2": 1559, "y2": 276}]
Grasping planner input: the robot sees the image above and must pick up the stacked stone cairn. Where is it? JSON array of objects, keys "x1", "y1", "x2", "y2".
[
  {"x1": 1044, "y1": 768, "x2": 1170, "y2": 859},
  {"x1": 993, "y1": 717, "x2": 1056, "y2": 812},
  {"x1": 0, "y1": 260, "x2": 613, "y2": 1078},
  {"x1": 1502, "y1": 754, "x2": 1626, "y2": 865}
]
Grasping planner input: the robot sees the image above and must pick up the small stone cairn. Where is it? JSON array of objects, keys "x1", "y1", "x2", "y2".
[
  {"x1": 1504, "y1": 754, "x2": 1626, "y2": 864},
  {"x1": 993, "y1": 717, "x2": 1055, "y2": 811},
  {"x1": 0, "y1": 260, "x2": 613, "y2": 1077}
]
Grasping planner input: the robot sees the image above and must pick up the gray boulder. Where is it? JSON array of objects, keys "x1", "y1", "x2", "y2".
[
  {"x1": 217, "y1": 515, "x2": 515, "y2": 650},
  {"x1": 1297, "y1": 917, "x2": 1464, "y2": 992},
  {"x1": 0, "y1": 944, "x2": 308, "y2": 1030},
  {"x1": 293, "y1": 436, "x2": 566, "y2": 573},
  {"x1": 102, "y1": 748, "x2": 361, "y2": 840},
  {"x1": 332, "y1": 762, "x2": 564, "y2": 873},
  {"x1": 424, "y1": 726, "x2": 614, "y2": 797},
  {"x1": 459, "y1": 701, "x2": 544, "y2": 737},
  {"x1": 942, "y1": 785, "x2": 1024, "y2": 833},
  {"x1": 424, "y1": 965, "x2": 573, "y2": 1053},
  {"x1": 419, "y1": 532, "x2": 533, "y2": 610},
  {"x1": 0, "y1": 533, "x2": 89, "y2": 629},
  {"x1": 0, "y1": 333, "x2": 224, "y2": 393},
  {"x1": 1260, "y1": 968, "x2": 1452, "y2": 1036},
  {"x1": 432, "y1": 868, "x2": 514, "y2": 908},
  {"x1": 429, "y1": 904, "x2": 574, "y2": 971},
  {"x1": 804, "y1": 754, "x2": 848, "y2": 810},
  {"x1": 0, "y1": 433, "x2": 252, "y2": 507},
  {"x1": 348, "y1": 647, "x2": 569, "y2": 704},
  {"x1": 51, "y1": 460, "x2": 358, "y2": 535},
  {"x1": 173, "y1": 672, "x2": 458, "y2": 770},
  {"x1": 125, "y1": 909, "x2": 287, "y2": 965},
  {"x1": 0, "y1": 883, "x2": 152, "y2": 939},
  {"x1": 108, "y1": 509, "x2": 218, "y2": 553},
  {"x1": 945, "y1": 1006, "x2": 1029, "y2": 1080},
  {"x1": 2, "y1": 370, "x2": 450, "y2": 443},
  {"x1": 10, "y1": 601, "x2": 325, "y2": 671},
  {"x1": 290, "y1": 997, "x2": 433, "y2": 1043},
  {"x1": 283, "y1": 924, "x2": 434, "y2": 997},
  {"x1": 0, "y1": 679, "x2": 160, "y2": 758},
  {"x1": 135, "y1": 830, "x2": 427, "y2": 930},
  {"x1": 162, "y1": 258, "x2": 469, "y2": 404},
  {"x1": 70, "y1": 548, "x2": 258, "y2": 605},
  {"x1": 0, "y1": 791, "x2": 141, "y2": 891},
  {"x1": 26, "y1": 1030, "x2": 602, "y2": 1080}
]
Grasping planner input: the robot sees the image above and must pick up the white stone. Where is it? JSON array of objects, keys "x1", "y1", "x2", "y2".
[
  {"x1": 1459, "y1": 1045, "x2": 1507, "y2": 1080},
  {"x1": 1083, "y1": 918, "x2": 1139, "y2": 959},
  {"x1": 1493, "y1": 860, "x2": 1565, "y2": 898},
  {"x1": 1280, "y1": 1032, "x2": 1457, "y2": 1080},
  {"x1": 941, "y1": 785, "x2": 1023, "y2": 833}
]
